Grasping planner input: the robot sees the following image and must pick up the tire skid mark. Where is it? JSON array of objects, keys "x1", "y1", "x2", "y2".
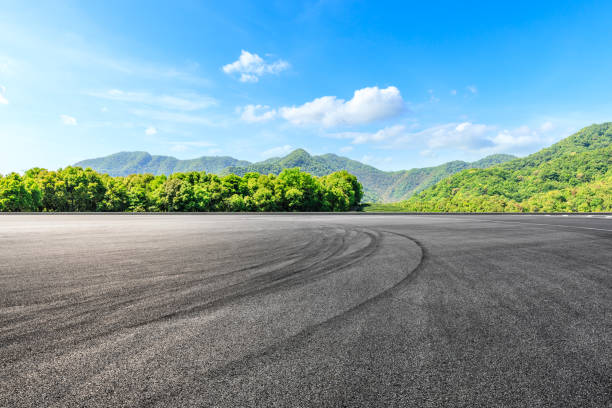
[
  {"x1": 1, "y1": 226, "x2": 380, "y2": 360},
  {"x1": 0, "y1": 227, "x2": 334, "y2": 349},
  {"x1": 126, "y1": 226, "x2": 382, "y2": 329},
  {"x1": 167, "y1": 228, "x2": 427, "y2": 389}
]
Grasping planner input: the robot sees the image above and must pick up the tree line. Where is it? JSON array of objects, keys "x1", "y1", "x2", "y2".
[{"x1": 0, "y1": 167, "x2": 363, "y2": 212}]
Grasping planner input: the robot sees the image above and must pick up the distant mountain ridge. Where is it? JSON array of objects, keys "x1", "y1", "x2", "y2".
[
  {"x1": 75, "y1": 150, "x2": 515, "y2": 202},
  {"x1": 75, "y1": 151, "x2": 250, "y2": 176}
]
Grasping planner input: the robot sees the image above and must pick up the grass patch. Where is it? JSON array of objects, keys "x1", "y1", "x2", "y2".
[{"x1": 360, "y1": 202, "x2": 408, "y2": 212}]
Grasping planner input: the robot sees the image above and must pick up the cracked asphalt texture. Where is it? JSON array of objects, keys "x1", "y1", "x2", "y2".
[{"x1": 0, "y1": 214, "x2": 611, "y2": 407}]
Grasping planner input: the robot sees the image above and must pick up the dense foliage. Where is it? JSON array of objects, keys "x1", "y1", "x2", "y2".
[
  {"x1": 0, "y1": 167, "x2": 363, "y2": 212},
  {"x1": 75, "y1": 148, "x2": 515, "y2": 203},
  {"x1": 401, "y1": 123, "x2": 612, "y2": 212}
]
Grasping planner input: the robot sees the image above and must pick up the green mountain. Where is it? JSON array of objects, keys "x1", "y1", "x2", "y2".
[
  {"x1": 74, "y1": 149, "x2": 515, "y2": 202},
  {"x1": 222, "y1": 149, "x2": 514, "y2": 202},
  {"x1": 75, "y1": 151, "x2": 250, "y2": 177},
  {"x1": 401, "y1": 122, "x2": 612, "y2": 212}
]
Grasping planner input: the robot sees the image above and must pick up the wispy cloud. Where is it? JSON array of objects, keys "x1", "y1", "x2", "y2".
[
  {"x1": 0, "y1": 56, "x2": 17, "y2": 75},
  {"x1": 130, "y1": 109, "x2": 219, "y2": 126},
  {"x1": 169, "y1": 140, "x2": 216, "y2": 153},
  {"x1": 427, "y1": 89, "x2": 439, "y2": 103},
  {"x1": 325, "y1": 120, "x2": 560, "y2": 155},
  {"x1": 393, "y1": 121, "x2": 558, "y2": 153},
  {"x1": 466, "y1": 85, "x2": 478, "y2": 94},
  {"x1": 223, "y1": 50, "x2": 289, "y2": 83},
  {"x1": 0, "y1": 85, "x2": 8, "y2": 105},
  {"x1": 262, "y1": 144, "x2": 293, "y2": 157},
  {"x1": 328, "y1": 124, "x2": 407, "y2": 144},
  {"x1": 361, "y1": 155, "x2": 393, "y2": 167},
  {"x1": 88, "y1": 89, "x2": 216, "y2": 111},
  {"x1": 60, "y1": 114, "x2": 77, "y2": 126}
]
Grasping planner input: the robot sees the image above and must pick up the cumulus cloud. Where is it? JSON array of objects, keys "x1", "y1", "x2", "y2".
[
  {"x1": 0, "y1": 85, "x2": 7, "y2": 105},
  {"x1": 240, "y1": 104, "x2": 277, "y2": 123},
  {"x1": 490, "y1": 125, "x2": 556, "y2": 151},
  {"x1": 262, "y1": 145, "x2": 293, "y2": 157},
  {"x1": 89, "y1": 89, "x2": 216, "y2": 111},
  {"x1": 60, "y1": 114, "x2": 77, "y2": 126},
  {"x1": 279, "y1": 86, "x2": 404, "y2": 127},
  {"x1": 422, "y1": 122, "x2": 494, "y2": 149},
  {"x1": 145, "y1": 126, "x2": 157, "y2": 135},
  {"x1": 222, "y1": 50, "x2": 289, "y2": 83}
]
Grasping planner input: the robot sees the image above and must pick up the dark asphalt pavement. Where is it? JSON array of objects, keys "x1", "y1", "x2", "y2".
[{"x1": 0, "y1": 214, "x2": 611, "y2": 407}]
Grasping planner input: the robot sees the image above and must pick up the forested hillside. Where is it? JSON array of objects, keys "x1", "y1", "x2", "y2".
[
  {"x1": 0, "y1": 167, "x2": 362, "y2": 212},
  {"x1": 401, "y1": 123, "x2": 612, "y2": 212},
  {"x1": 75, "y1": 149, "x2": 514, "y2": 202}
]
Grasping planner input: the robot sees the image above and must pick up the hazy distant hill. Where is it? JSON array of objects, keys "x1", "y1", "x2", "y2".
[
  {"x1": 401, "y1": 122, "x2": 612, "y2": 212},
  {"x1": 75, "y1": 149, "x2": 515, "y2": 202},
  {"x1": 75, "y1": 152, "x2": 250, "y2": 177}
]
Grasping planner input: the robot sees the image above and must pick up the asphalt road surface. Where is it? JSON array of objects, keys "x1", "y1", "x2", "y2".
[{"x1": 1, "y1": 214, "x2": 611, "y2": 407}]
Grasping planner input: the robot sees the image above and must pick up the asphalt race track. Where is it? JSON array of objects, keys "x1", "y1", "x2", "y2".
[{"x1": 1, "y1": 214, "x2": 611, "y2": 407}]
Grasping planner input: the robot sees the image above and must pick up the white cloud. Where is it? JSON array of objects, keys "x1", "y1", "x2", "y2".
[
  {"x1": 222, "y1": 50, "x2": 289, "y2": 83},
  {"x1": 329, "y1": 124, "x2": 407, "y2": 144},
  {"x1": 490, "y1": 125, "x2": 555, "y2": 151},
  {"x1": 262, "y1": 145, "x2": 293, "y2": 157},
  {"x1": 450, "y1": 89, "x2": 457, "y2": 96},
  {"x1": 279, "y1": 86, "x2": 404, "y2": 127},
  {"x1": 0, "y1": 85, "x2": 7, "y2": 105},
  {"x1": 60, "y1": 114, "x2": 77, "y2": 126},
  {"x1": 389, "y1": 122, "x2": 495, "y2": 151},
  {"x1": 466, "y1": 85, "x2": 478, "y2": 94},
  {"x1": 428, "y1": 89, "x2": 440, "y2": 103},
  {"x1": 361, "y1": 155, "x2": 392, "y2": 167},
  {"x1": 391, "y1": 121, "x2": 557, "y2": 153},
  {"x1": 89, "y1": 89, "x2": 216, "y2": 111},
  {"x1": 339, "y1": 146, "x2": 353, "y2": 153},
  {"x1": 240, "y1": 104, "x2": 277, "y2": 123},
  {"x1": 540, "y1": 121, "x2": 554, "y2": 132},
  {"x1": 170, "y1": 141, "x2": 216, "y2": 153},
  {"x1": 145, "y1": 126, "x2": 157, "y2": 135},
  {"x1": 323, "y1": 119, "x2": 557, "y2": 154},
  {"x1": 131, "y1": 109, "x2": 218, "y2": 126},
  {"x1": 171, "y1": 144, "x2": 187, "y2": 152},
  {"x1": 101, "y1": 106, "x2": 108, "y2": 112},
  {"x1": 0, "y1": 57, "x2": 17, "y2": 75}
]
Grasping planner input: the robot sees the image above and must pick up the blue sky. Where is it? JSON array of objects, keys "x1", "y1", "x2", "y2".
[{"x1": 1, "y1": 0, "x2": 612, "y2": 173}]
